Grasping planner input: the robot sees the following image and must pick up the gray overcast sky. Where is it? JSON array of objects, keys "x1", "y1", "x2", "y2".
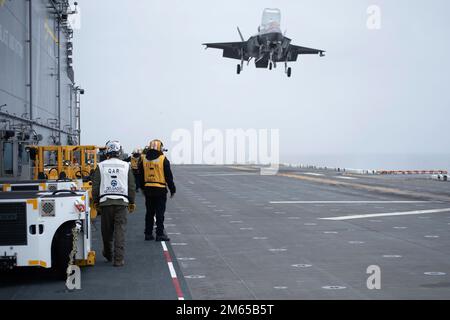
[{"x1": 74, "y1": 0, "x2": 450, "y2": 166}]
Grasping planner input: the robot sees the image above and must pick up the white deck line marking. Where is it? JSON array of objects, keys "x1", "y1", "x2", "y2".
[
  {"x1": 303, "y1": 173, "x2": 324, "y2": 176},
  {"x1": 270, "y1": 201, "x2": 433, "y2": 204},
  {"x1": 322, "y1": 286, "x2": 346, "y2": 290},
  {"x1": 177, "y1": 257, "x2": 196, "y2": 261},
  {"x1": 185, "y1": 275, "x2": 206, "y2": 279},
  {"x1": 320, "y1": 207, "x2": 450, "y2": 221},
  {"x1": 160, "y1": 242, "x2": 184, "y2": 300},
  {"x1": 336, "y1": 176, "x2": 358, "y2": 180},
  {"x1": 424, "y1": 272, "x2": 446, "y2": 276},
  {"x1": 198, "y1": 173, "x2": 257, "y2": 177},
  {"x1": 292, "y1": 264, "x2": 312, "y2": 268},
  {"x1": 168, "y1": 262, "x2": 177, "y2": 278}
]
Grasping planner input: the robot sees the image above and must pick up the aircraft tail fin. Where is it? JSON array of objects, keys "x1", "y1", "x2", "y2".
[{"x1": 237, "y1": 27, "x2": 245, "y2": 42}]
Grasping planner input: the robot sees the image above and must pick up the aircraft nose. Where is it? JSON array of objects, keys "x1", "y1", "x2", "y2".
[{"x1": 269, "y1": 32, "x2": 283, "y2": 42}]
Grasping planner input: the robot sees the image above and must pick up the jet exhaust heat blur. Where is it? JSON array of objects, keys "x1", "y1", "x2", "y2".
[{"x1": 203, "y1": 8, "x2": 325, "y2": 77}]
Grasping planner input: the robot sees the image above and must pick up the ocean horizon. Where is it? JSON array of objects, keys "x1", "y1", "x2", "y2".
[{"x1": 281, "y1": 153, "x2": 450, "y2": 171}]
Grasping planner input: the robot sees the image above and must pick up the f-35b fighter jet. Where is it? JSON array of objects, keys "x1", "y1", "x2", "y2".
[{"x1": 203, "y1": 8, "x2": 325, "y2": 77}]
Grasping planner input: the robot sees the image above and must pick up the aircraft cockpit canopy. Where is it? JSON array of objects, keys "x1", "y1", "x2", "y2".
[{"x1": 259, "y1": 8, "x2": 282, "y2": 34}]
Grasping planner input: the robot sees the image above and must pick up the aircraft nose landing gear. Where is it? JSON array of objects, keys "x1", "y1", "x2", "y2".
[
  {"x1": 285, "y1": 61, "x2": 292, "y2": 77},
  {"x1": 237, "y1": 64, "x2": 241, "y2": 74}
]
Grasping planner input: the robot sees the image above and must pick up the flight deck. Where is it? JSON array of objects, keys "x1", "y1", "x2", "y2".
[{"x1": 1, "y1": 165, "x2": 450, "y2": 300}]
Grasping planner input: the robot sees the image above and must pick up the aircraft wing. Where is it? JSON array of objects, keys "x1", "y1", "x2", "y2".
[
  {"x1": 288, "y1": 44, "x2": 326, "y2": 61},
  {"x1": 203, "y1": 42, "x2": 248, "y2": 60}
]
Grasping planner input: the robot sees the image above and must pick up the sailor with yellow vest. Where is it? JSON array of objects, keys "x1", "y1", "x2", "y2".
[
  {"x1": 139, "y1": 139, "x2": 176, "y2": 241},
  {"x1": 127, "y1": 148, "x2": 143, "y2": 192}
]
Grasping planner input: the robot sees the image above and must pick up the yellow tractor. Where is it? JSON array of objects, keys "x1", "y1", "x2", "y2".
[{"x1": 27, "y1": 145, "x2": 103, "y2": 219}]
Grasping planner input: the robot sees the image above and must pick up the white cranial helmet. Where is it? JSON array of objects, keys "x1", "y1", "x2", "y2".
[{"x1": 106, "y1": 140, "x2": 122, "y2": 156}]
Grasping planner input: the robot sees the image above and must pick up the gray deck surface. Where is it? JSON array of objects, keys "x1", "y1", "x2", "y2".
[
  {"x1": 167, "y1": 165, "x2": 450, "y2": 300},
  {"x1": 1, "y1": 165, "x2": 450, "y2": 300}
]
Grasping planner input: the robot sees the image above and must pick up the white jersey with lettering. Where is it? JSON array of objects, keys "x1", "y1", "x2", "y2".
[{"x1": 98, "y1": 158, "x2": 129, "y2": 203}]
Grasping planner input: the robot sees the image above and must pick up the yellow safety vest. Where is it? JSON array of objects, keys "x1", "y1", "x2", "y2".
[
  {"x1": 130, "y1": 156, "x2": 140, "y2": 170},
  {"x1": 142, "y1": 155, "x2": 166, "y2": 188}
]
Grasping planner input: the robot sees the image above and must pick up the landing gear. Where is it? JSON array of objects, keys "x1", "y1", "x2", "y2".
[
  {"x1": 285, "y1": 61, "x2": 292, "y2": 78},
  {"x1": 237, "y1": 48, "x2": 244, "y2": 75},
  {"x1": 269, "y1": 50, "x2": 275, "y2": 71}
]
